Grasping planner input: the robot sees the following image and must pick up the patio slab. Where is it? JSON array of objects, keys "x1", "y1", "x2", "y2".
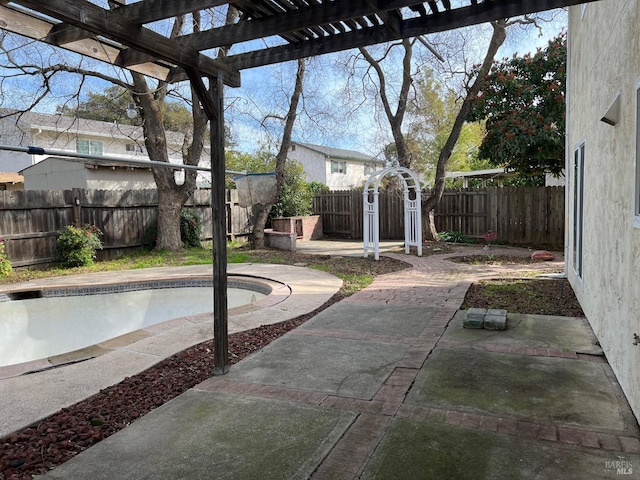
[
  {"x1": 299, "y1": 303, "x2": 437, "y2": 337},
  {"x1": 361, "y1": 417, "x2": 640, "y2": 480},
  {"x1": 222, "y1": 333, "x2": 409, "y2": 399},
  {"x1": 445, "y1": 311, "x2": 601, "y2": 353},
  {"x1": 405, "y1": 348, "x2": 626, "y2": 430},
  {"x1": 41, "y1": 390, "x2": 356, "y2": 480}
]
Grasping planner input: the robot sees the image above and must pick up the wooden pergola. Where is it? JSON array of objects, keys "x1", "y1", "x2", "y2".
[{"x1": 0, "y1": 0, "x2": 594, "y2": 373}]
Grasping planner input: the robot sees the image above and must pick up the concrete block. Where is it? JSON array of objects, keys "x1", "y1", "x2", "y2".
[
  {"x1": 487, "y1": 309, "x2": 507, "y2": 317},
  {"x1": 467, "y1": 308, "x2": 487, "y2": 316},
  {"x1": 463, "y1": 312, "x2": 485, "y2": 329},
  {"x1": 484, "y1": 314, "x2": 507, "y2": 331}
]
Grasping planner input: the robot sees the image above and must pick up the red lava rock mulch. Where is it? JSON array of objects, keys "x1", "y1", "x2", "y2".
[{"x1": 0, "y1": 296, "x2": 339, "y2": 480}]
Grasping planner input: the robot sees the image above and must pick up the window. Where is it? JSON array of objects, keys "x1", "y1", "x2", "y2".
[
  {"x1": 330, "y1": 160, "x2": 346, "y2": 174},
  {"x1": 76, "y1": 139, "x2": 103, "y2": 156},
  {"x1": 364, "y1": 164, "x2": 377, "y2": 176},
  {"x1": 126, "y1": 143, "x2": 143, "y2": 153},
  {"x1": 573, "y1": 141, "x2": 585, "y2": 278},
  {"x1": 635, "y1": 77, "x2": 640, "y2": 228}
]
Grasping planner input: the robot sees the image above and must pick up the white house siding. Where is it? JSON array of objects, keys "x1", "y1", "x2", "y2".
[
  {"x1": 0, "y1": 117, "x2": 33, "y2": 172},
  {"x1": 288, "y1": 142, "x2": 384, "y2": 191},
  {"x1": 289, "y1": 145, "x2": 327, "y2": 184},
  {"x1": 0, "y1": 111, "x2": 193, "y2": 178},
  {"x1": 324, "y1": 161, "x2": 368, "y2": 190},
  {"x1": 567, "y1": 2, "x2": 640, "y2": 419}
]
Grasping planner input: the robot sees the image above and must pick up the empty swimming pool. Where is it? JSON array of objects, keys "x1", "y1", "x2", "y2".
[{"x1": 0, "y1": 277, "x2": 269, "y2": 367}]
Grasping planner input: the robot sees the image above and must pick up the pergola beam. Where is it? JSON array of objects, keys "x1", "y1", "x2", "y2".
[
  {"x1": 180, "y1": 0, "x2": 427, "y2": 50},
  {"x1": 8, "y1": 0, "x2": 241, "y2": 86},
  {"x1": 224, "y1": 0, "x2": 592, "y2": 70}
]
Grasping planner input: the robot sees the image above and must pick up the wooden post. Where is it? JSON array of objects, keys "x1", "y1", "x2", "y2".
[
  {"x1": 210, "y1": 74, "x2": 229, "y2": 375},
  {"x1": 72, "y1": 187, "x2": 82, "y2": 227}
]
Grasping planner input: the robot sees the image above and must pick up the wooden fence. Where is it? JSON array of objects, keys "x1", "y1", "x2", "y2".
[
  {"x1": 0, "y1": 188, "x2": 253, "y2": 267},
  {"x1": 313, "y1": 187, "x2": 565, "y2": 246}
]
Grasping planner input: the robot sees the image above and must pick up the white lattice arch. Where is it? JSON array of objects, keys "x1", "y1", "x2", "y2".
[{"x1": 363, "y1": 166, "x2": 422, "y2": 260}]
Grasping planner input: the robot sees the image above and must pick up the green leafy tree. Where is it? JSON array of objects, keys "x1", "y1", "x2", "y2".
[
  {"x1": 225, "y1": 149, "x2": 315, "y2": 221},
  {"x1": 270, "y1": 160, "x2": 313, "y2": 219},
  {"x1": 57, "y1": 85, "x2": 194, "y2": 133},
  {"x1": 409, "y1": 69, "x2": 489, "y2": 185},
  {"x1": 468, "y1": 34, "x2": 566, "y2": 177},
  {"x1": 225, "y1": 149, "x2": 276, "y2": 188}
]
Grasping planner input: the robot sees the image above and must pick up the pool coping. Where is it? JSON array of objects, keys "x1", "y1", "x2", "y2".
[{"x1": 0, "y1": 263, "x2": 342, "y2": 380}]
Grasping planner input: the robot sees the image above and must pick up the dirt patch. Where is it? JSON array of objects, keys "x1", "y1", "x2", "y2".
[{"x1": 462, "y1": 278, "x2": 584, "y2": 317}]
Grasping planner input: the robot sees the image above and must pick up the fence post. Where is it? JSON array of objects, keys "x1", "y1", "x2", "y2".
[{"x1": 72, "y1": 187, "x2": 82, "y2": 227}]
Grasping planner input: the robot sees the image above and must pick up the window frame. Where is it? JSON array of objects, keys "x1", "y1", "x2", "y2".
[
  {"x1": 330, "y1": 160, "x2": 347, "y2": 174},
  {"x1": 364, "y1": 163, "x2": 377, "y2": 177},
  {"x1": 573, "y1": 140, "x2": 585, "y2": 279},
  {"x1": 634, "y1": 77, "x2": 640, "y2": 228},
  {"x1": 76, "y1": 139, "x2": 103, "y2": 156},
  {"x1": 125, "y1": 143, "x2": 143, "y2": 153}
]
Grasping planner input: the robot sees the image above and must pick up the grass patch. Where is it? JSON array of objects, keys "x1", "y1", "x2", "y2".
[{"x1": 0, "y1": 243, "x2": 407, "y2": 301}]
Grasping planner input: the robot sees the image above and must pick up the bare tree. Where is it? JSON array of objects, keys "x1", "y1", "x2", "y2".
[
  {"x1": 359, "y1": 38, "x2": 415, "y2": 168},
  {"x1": 252, "y1": 58, "x2": 306, "y2": 249},
  {"x1": 0, "y1": 7, "x2": 238, "y2": 251}
]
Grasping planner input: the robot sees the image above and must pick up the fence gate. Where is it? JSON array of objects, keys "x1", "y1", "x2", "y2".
[{"x1": 363, "y1": 166, "x2": 422, "y2": 260}]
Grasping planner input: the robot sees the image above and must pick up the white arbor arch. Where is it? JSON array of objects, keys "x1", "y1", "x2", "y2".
[{"x1": 363, "y1": 166, "x2": 422, "y2": 260}]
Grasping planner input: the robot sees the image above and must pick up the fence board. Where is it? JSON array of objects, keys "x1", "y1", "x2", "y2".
[
  {"x1": 313, "y1": 186, "x2": 565, "y2": 246},
  {"x1": 0, "y1": 188, "x2": 253, "y2": 267}
]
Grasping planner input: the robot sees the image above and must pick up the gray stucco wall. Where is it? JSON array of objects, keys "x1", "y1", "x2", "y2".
[{"x1": 567, "y1": 2, "x2": 640, "y2": 419}]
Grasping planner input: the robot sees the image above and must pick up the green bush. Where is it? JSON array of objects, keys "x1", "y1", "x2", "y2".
[
  {"x1": 438, "y1": 231, "x2": 477, "y2": 244},
  {"x1": 57, "y1": 225, "x2": 103, "y2": 267},
  {"x1": 269, "y1": 161, "x2": 315, "y2": 222},
  {"x1": 0, "y1": 238, "x2": 12, "y2": 277},
  {"x1": 180, "y1": 209, "x2": 203, "y2": 248}
]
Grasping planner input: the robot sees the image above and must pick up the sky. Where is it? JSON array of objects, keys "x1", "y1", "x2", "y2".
[
  {"x1": 0, "y1": 6, "x2": 567, "y2": 161},
  {"x1": 226, "y1": 9, "x2": 568, "y2": 157}
]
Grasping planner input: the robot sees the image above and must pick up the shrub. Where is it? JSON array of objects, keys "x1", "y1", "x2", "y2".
[
  {"x1": 269, "y1": 160, "x2": 314, "y2": 223},
  {"x1": 180, "y1": 209, "x2": 203, "y2": 248},
  {"x1": 141, "y1": 221, "x2": 158, "y2": 250},
  {"x1": 0, "y1": 238, "x2": 12, "y2": 278},
  {"x1": 57, "y1": 225, "x2": 103, "y2": 267},
  {"x1": 438, "y1": 231, "x2": 477, "y2": 244}
]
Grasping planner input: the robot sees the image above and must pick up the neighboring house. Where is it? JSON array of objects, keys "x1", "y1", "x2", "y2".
[
  {"x1": 0, "y1": 172, "x2": 23, "y2": 190},
  {"x1": 0, "y1": 110, "x2": 210, "y2": 189},
  {"x1": 288, "y1": 141, "x2": 385, "y2": 190},
  {"x1": 567, "y1": 2, "x2": 640, "y2": 419}
]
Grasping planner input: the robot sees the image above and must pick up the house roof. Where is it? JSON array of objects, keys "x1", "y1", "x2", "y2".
[
  {"x1": 0, "y1": 172, "x2": 24, "y2": 184},
  {"x1": 446, "y1": 168, "x2": 515, "y2": 180},
  {"x1": 293, "y1": 142, "x2": 383, "y2": 164},
  {"x1": 0, "y1": 109, "x2": 188, "y2": 146}
]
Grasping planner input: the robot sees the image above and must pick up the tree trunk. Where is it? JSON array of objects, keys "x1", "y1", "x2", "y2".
[
  {"x1": 253, "y1": 59, "x2": 306, "y2": 248},
  {"x1": 360, "y1": 39, "x2": 414, "y2": 169},
  {"x1": 252, "y1": 205, "x2": 270, "y2": 248},
  {"x1": 423, "y1": 20, "x2": 508, "y2": 240}
]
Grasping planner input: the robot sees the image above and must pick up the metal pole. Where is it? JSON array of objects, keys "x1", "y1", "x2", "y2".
[
  {"x1": 0, "y1": 144, "x2": 246, "y2": 176},
  {"x1": 210, "y1": 74, "x2": 229, "y2": 375}
]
